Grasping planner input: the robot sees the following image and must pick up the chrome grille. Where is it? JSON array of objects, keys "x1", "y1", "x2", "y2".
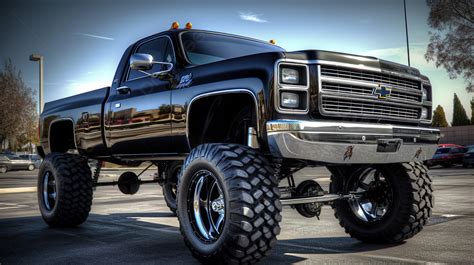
[
  {"x1": 321, "y1": 97, "x2": 420, "y2": 120},
  {"x1": 321, "y1": 83, "x2": 421, "y2": 103},
  {"x1": 318, "y1": 65, "x2": 422, "y2": 122},
  {"x1": 321, "y1": 66, "x2": 420, "y2": 90}
]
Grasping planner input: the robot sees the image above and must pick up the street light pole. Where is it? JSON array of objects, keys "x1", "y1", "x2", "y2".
[{"x1": 29, "y1": 54, "x2": 44, "y2": 114}]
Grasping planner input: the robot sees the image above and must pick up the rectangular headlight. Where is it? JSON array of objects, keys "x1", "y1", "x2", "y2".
[
  {"x1": 281, "y1": 92, "x2": 300, "y2": 108},
  {"x1": 421, "y1": 107, "x2": 428, "y2": 119},
  {"x1": 281, "y1": 68, "x2": 299, "y2": 84},
  {"x1": 422, "y1": 87, "x2": 428, "y2": 101}
]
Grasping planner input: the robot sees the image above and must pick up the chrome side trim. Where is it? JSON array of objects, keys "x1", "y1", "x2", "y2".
[
  {"x1": 48, "y1": 118, "x2": 78, "y2": 151},
  {"x1": 185, "y1": 89, "x2": 260, "y2": 148},
  {"x1": 273, "y1": 59, "x2": 310, "y2": 114}
]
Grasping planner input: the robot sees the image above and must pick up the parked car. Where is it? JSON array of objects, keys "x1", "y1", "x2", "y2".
[
  {"x1": 438, "y1": 144, "x2": 464, "y2": 148},
  {"x1": 19, "y1": 154, "x2": 42, "y2": 168},
  {"x1": 426, "y1": 146, "x2": 467, "y2": 168},
  {"x1": 463, "y1": 147, "x2": 474, "y2": 168},
  {"x1": 0, "y1": 155, "x2": 36, "y2": 173},
  {"x1": 463, "y1": 144, "x2": 474, "y2": 150}
]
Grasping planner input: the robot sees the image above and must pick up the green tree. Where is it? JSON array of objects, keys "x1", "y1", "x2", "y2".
[
  {"x1": 471, "y1": 98, "x2": 474, "y2": 124},
  {"x1": 425, "y1": 0, "x2": 473, "y2": 93},
  {"x1": 452, "y1": 93, "x2": 470, "y2": 126},
  {"x1": 432, "y1": 105, "x2": 449, "y2": 127},
  {"x1": 0, "y1": 59, "x2": 37, "y2": 151}
]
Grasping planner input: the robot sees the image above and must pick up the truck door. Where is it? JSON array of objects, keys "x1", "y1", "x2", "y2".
[{"x1": 105, "y1": 36, "x2": 175, "y2": 155}]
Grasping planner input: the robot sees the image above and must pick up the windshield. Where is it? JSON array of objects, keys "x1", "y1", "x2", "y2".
[
  {"x1": 435, "y1": 148, "x2": 450, "y2": 154},
  {"x1": 180, "y1": 31, "x2": 285, "y2": 65}
]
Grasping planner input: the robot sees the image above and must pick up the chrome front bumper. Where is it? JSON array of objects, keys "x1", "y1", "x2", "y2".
[{"x1": 266, "y1": 120, "x2": 440, "y2": 164}]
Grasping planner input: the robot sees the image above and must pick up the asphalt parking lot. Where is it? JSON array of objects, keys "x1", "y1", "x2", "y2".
[{"x1": 0, "y1": 166, "x2": 473, "y2": 264}]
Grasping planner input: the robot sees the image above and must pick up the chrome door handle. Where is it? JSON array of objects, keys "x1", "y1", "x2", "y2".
[{"x1": 116, "y1": 86, "x2": 131, "y2": 94}]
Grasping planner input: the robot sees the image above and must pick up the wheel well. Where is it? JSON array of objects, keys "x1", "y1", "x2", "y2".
[
  {"x1": 188, "y1": 93, "x2": 256, "y2": 149},
  {"x1": 49, "y1": 120, "x2": 76, "y2": 153}
]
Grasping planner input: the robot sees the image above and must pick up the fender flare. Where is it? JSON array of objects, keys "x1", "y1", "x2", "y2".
[
  {"x1": 48, "y1": 118, "x2": 77, "y2": 152},
  {"x1": 185, "y1": 89, "x2": 260, "y2": 149}
]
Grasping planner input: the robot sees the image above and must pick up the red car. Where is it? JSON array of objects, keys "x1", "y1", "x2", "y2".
[
  {"x1": 438, "y1": 144, "x2": 464, "y2": 148},
  {"x1": 426, "y1": 146, "x2": 467, "y2": 168}
]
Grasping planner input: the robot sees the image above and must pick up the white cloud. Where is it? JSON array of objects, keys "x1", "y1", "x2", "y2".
[
  {"x1": 360, "y1": 47, "x2": 404, "y2": 58},
  {"x1": 74, "y1": 32, "x2": 114, "y2": 41},
  {"x1": 238, "y1": 12, "x2": 267, "y2": 23}
]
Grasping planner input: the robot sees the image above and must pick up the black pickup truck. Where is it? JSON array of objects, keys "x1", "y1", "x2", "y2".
[{"x1": 37, "y1": 24, "x2": 440, "y2": 264}]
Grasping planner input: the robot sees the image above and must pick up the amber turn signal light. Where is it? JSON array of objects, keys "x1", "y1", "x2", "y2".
[{"x1": 171, "y1": 22, "x2": 179, "y2": 29}]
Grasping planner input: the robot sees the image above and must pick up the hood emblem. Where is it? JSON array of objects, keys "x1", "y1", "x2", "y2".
[{"x1": 373, "y1": 85, "x2": 391, "y2": 99}]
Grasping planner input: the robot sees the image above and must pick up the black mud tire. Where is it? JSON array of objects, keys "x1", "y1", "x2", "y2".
[
  {"x1": 162, "y1": 161, "x2": 182, "y2": 215},
  {"x1": 177, "y1": 144, "x2": 281, "y2": 264},
  {"x1": 37, "y1": 153, "x2": 93, "y2": 227},
  {"x1": 331, "y1": 162, "x2": 433, "y2": 243}
]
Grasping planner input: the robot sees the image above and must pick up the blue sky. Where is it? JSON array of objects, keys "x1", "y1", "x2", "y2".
[{"x1": 1, "y1": 0, "x2": 472, "y2": 122}]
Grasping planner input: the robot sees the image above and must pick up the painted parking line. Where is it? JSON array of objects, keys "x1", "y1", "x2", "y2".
[
  {"x1": 0, "y1": 202, "x2": 29, "y2": 210},
  {"x1": 0, "y1": 187, "x2": 37, "y2": 194},
  {"x1": 278, "y1": 241, "x2": 430, "y2": 264}
]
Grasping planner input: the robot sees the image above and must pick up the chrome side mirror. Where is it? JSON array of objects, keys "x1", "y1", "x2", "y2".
[
  {"x1": 130, "y1": 53, "x2": 154, "y2": 71},
  {"x1": 130, "y1": 53, "x2": 174, "y2": 79}
]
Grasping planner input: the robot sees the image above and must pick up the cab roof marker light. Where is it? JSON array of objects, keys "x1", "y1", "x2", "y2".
[
  {"x1": 171, "y1": 22, "x2": 179, "y2": 29},
  {"x1": 185, "y1": 22, "x2": 193, "y2": 29}
]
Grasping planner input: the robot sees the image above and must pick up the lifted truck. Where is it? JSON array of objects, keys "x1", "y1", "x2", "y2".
[{"x1": 37, "y1": 23, "x2": 440, "y2": 264}]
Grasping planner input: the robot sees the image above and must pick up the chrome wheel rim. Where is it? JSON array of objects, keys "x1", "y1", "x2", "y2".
[
  {"x1": 188, "y1": 169, "x2": 225, "y2": 243},
  {"x1": 348, "y1": 168, "x2": 392, "y2": 222},
  {"x1": 42, "y1": 171, "x2": 56, "y2": 211}
]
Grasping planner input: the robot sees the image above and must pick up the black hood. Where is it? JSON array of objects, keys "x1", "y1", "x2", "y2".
[{"x1": 284, "y1": 50, "x2": 421, "y2": 77}]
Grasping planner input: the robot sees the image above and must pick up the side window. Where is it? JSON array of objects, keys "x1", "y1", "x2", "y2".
[
  {"x1": 163, "y1": 40, "x2": 175, "y2": 64},
  {"x1": 127, "y1": 37, "x2": 174, "y2": 81}
]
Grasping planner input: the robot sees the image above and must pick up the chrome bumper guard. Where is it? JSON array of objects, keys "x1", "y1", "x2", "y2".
[{"x1": 266, "y1": 120, "x2": 440, "y2": 164}]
